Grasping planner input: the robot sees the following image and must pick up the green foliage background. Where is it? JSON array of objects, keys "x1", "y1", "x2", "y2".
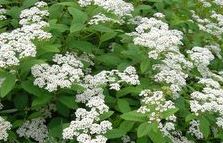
[{"x1": 0, "y1": 0, "x2": 223, "y2": 142}]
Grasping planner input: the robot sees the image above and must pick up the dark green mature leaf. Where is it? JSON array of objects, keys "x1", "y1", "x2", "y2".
[
  {"x1": 100, "y1": 32, "x2": 117, "y2": 43},
  {"x1": 13, "y1": 94, "x2": 28, "y2": 109},
  {"x1": 0, "y1": 73, "x2": 16, "y2": 98},
  {"x1": 121, "y1": 111, "x2": 147, "y2": 122},
  {"x1": 117, "y1": 99, "x2": 131, "y2": 113},
  {"x1": 21, "y1": 80, "x2": 47, "y2": 97},
  {"x1": 58, "y1": 95, "x2": 77, "y2": 109},
  {"x1": 32, "y1": 94, "x2": 52, "y2": 107}
]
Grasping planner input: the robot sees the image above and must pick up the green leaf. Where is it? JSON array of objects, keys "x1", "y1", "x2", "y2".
[
  {"x1": 48, "y1": 117, "x2": 63, "y2": 138},
  {"x1": 19, "y1": 59, "x2": 45, "y2": 77},
  {"x1": 68, "y1": 7, "x2": 88, "y2": 24},
  {"x1": 97, "y1": 54, "x2": 122, "y2": 66},
  {"x1": 199, "y1": 117, "x2": 210, "y2": 139},
  {"x1": 105, "y1": 129, "x2": 126, "y2": 139},
  {"x1": 140, "y1": 60, "x2": 151, "y2": 73},
  {"x1": 116, "y1": 86, "x2": 142, "y2": 97},
  {"x1": 161, "y1": 108, "x2": 179, "y2": 119},
  {"x1": 119, "y1": 121, "x2": 134, "y2": 133},
  {"x1": 148, "y1": 123, "x2": 165, "y2": 143},
  {"x1": 67, "y1": 40, "x2": 95, "y2": 53},
  {"x1": 185, "y1": 113, "x2": 197, "y2": 122},
  {"x1": 121, "y1": 111, "x2": 147, "y2": 122},
  {"x1": 13, "y1": 94, "x2": 28, "y2": 109},
  {"x1": 137, "y1": 122, "x2": 151, "y2": 137},
  {"x1": 70, "y1": 23, "x2": 85, "y2": 32},
  {"x1": 100, "y1": 32, "x2": 117, "y2": 43},
  {"x1": 0, "y1": 73, "x2": 16, "y2": 98},
  {"x1": 99, "y1": 111, "x2": 114, "y2": 120},
  {"x1": 58, "y1": 95, "x2": 77, "y2": 109},
  {"x1": 117, "y1": 99, "x2": 131, "y2": 113},
  {"x1": 32, "y1": 94, "x2": 52, "y2": 107},
  {"x1": 21, "y1": 80, "x2": 47, "y2": 97}
]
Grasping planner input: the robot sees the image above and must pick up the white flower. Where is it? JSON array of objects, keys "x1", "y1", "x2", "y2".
[
  {"x1": 88, "y1": 13, "x2": 121, "y2": 25},
  {"x1": 16, "y1": 118, "x2": 48, "y2": 143},
  {"x1": 0, "y1": 1, "x2": 51, "y2": 68},
  {"x1": 78, "y1": 0, "x2": 134, "y2": 17},
  {"x1": 31, "y1": 53, "x2": 84, "y2": 92},
  {"x1": 137, "y1": 90, "x2": 176, "y2": 123},
  {"x1": 0, "y1": 5, "x2": 6, "y2": 20},
  {"x1": 0, "y1": 116, "x2": 11, "y2": 141},
  {"x1": 187, "y1": 120, "x2": 203, "y2": 139}
]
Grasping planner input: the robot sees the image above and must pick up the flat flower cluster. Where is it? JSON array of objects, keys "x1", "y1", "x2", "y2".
[
  {"x1": 1, "y1": 0, "x2": 223, "y2": 142},
  {"x1": 31, "y1": 53, "x2": 84, "y2": 92},
  {"x1": 0, "y1": 1, "x2": 51, "y2": 68}
]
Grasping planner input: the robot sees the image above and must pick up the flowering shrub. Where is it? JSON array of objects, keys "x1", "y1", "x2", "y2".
[{"x1": 0, "y1": 0, "x2": 223, "y2": 142}]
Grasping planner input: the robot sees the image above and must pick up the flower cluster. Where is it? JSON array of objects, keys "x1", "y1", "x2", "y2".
[
  {"x1": 88, "y1": 13, "x2": 122, "y2": 25},
  {"x1": 198, "y1": 0, "x2": 223, "y2": 7},
  {"x1": 121, "y1": 135, "x2": 135, "y2": 143},
  {"x1": 191, "y1": 10, "x2": 223, "y2": 38},
  {"x1": 31, "y1": 53, "x2": 84, "y2": 92},
  {"x1": 187, "y1": 120, "x2": 203, "y2": 139},
  {"x1": 16, "y1": 118, "x2": 48, "y2": 143},
  {"x1": 78, "y1": 0, "x2": 134, "y2": 17},
  {"x1": 137, "y1": 90, "x2": 176, "y2": 123},
  {"x1": 0, "y1": 1, "x2": 51, "y2": 68},
  {"x1": 63, "y1": 66, "x2": 140, "y2": 143},
  {"x1": 0, "y1": 5, "x2": 6, "y2": 20},
  {"x1": 129, "y1": 16, "x2": 192, "y2": 95},
  {"x1": 190, "y1": 78, "x2": 223, "y2": 117},
  {"x1": 82, "y1": 66, "x2": 140, "y2": 91},
  {"x1": 0, "y1": 116, "x2": 12, "y2": 141},
  {"x1": 187, "y1": 46, "x2": 214, "y2": 76}
]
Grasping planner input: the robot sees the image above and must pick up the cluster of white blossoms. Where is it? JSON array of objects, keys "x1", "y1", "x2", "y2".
[
  {"x1": 37, "y1": 104, "x2": 56, "y2": 118},
  {"x1": 137, "y1": 90, "x2": 176, "y2": 123},
  {"x1": 0, "y1": 1, "x2": 51, "y2": 68},
  {"x1": 187, "y1": 120, "x2": 203, "y2": 139},
  {"x1": 159, "y1": 121, "x2": 192, "y2": 143},
  {"x1": 81, "y1": 66, "x2": 140, "y2": 91},
  {"x1": 198, "y1": 0, "x2": 223, "y2": 7},
  {"x1": 129, "y1": 16, "x2": 192, "y2": 95},
  {"x1": 88, "y1": 13, "x2": 122, "y2": 25},
  {"x1": 16, "y1": 118, "x2": 48, "y2": 143},
  {"x1": 191, "y1": 10, "x2": 223, "y2": 38},
  {"x1": 190, "y1": 78, "x2": 223, "y2": 118},
  {"x1": 0, "y1": 5, "x2": 6, "y2": 20},
  {"x1": 187, "y1": 46, "x2": 214, "y2": 76},
  {"x1": 78, "y1": 0, "x2": 134, "y2": 17},
  {"x1": 63, "y1": 66, "x2": 139, "y2": 143},
  {"x1": 121, "y1": 135, "x2": 135, "y2": 143},
  {"x1": 0, "y1": 116, "x2": 12, "y2": 141},
  {"x1": 31, "y1": 53, "x2": 84, "y2": 92},
  {"x1": 216, "y1": 117, "x2": 223, "y2": 129}
]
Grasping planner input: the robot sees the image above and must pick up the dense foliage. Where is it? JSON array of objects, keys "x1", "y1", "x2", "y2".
[{"x1": 0, "y1": 0, "x2": 223, "y2": 142}]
